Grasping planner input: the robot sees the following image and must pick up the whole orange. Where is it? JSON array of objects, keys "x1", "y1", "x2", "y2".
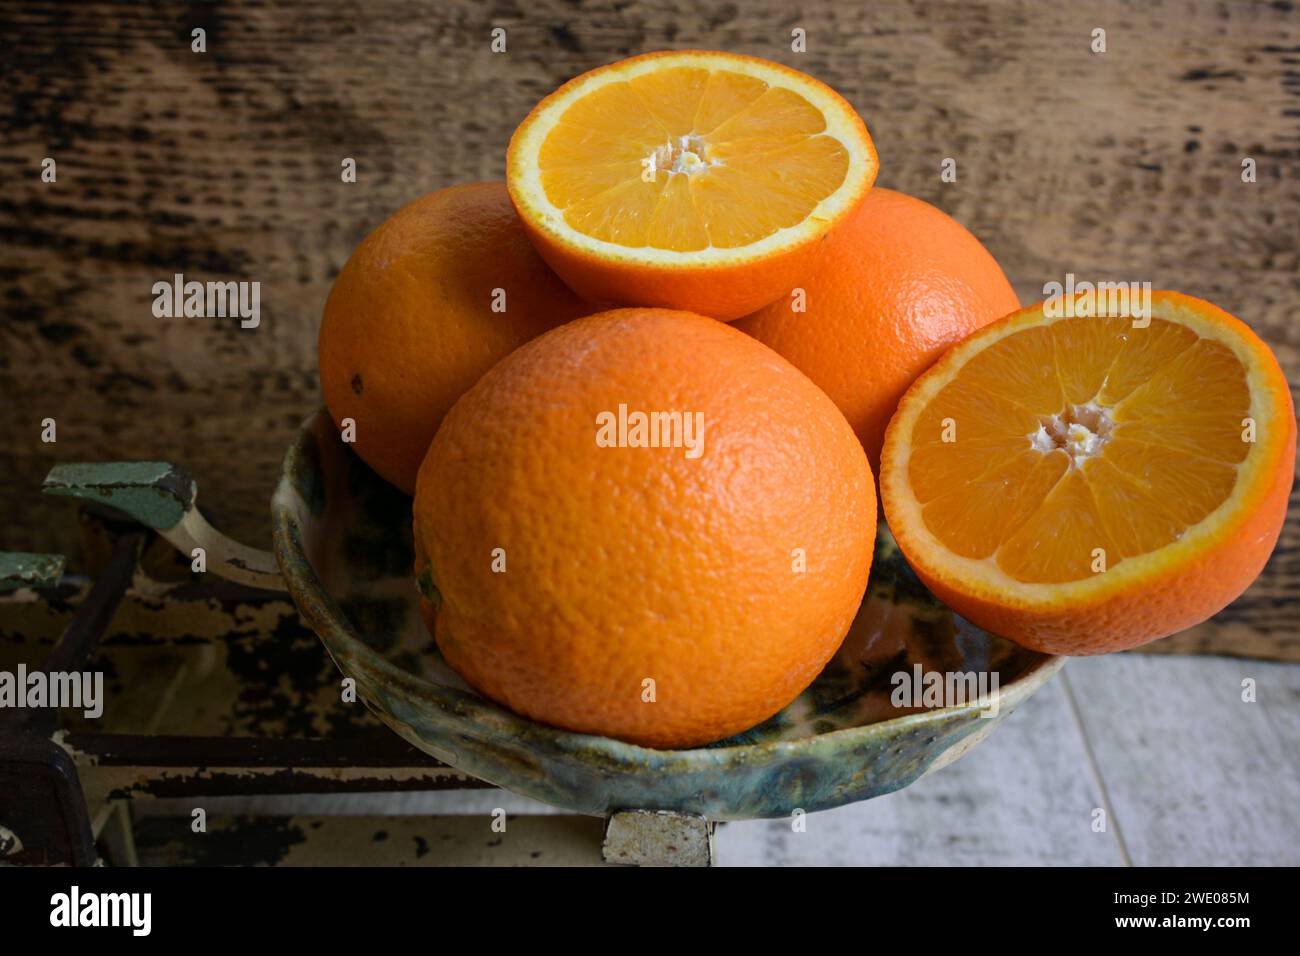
[
  {"x1": 735, "y1": 187, "x2": 1020, "y2": 468},
  {"x1": 413, "y1": 308, "x2": 876, "y2": 748},
  {"x1": 318, "y1": 182, "x2": 589, "y2": 493}
]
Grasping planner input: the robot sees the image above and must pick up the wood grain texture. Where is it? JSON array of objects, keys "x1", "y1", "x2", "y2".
[
  {"x1": 1061, "y1": 654, "x2": 1300, "y2": 866},
  {"x1": 0, "y1": 1, "x2": 1296, "y2": 656},
  {"x1": 132, "y1": 812, "x2": 611, "y2": 866}
]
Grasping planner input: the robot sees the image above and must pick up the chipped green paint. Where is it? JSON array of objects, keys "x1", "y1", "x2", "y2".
[
  {"x1": 0, "y1": 552, "x2": 66, "y2": 593},
  {"x1": 43, "y1": 462, "x2": 196, "y2": 530},
  {"x1": 272, "y1": 409, "x2": 1064, "y2": 820}
]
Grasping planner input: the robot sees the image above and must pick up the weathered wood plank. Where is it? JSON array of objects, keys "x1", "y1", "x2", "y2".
[
  {"x1": 1062, "y1": 653, "x2": 1300, "y2": 866},
  {"x1": 131, "y1": 812, "x2": 608, "y2": 866},
  {"x1": 1, "y1": 1, "x2": 1296, "y2": 655}
]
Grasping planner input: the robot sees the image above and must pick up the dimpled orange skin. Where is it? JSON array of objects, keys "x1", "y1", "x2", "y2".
[
  {"x1": 509, "y1": 212, "x2": 847, "y2": 322},
  {"x1": 413, "y1": 308, "x2": 876, "y2": 748},
  {"x1": 735, "y1": 188, "x2": 1020, "y2": 469},
  {"x1": 318, "y1": 182, "x2": 590, "y2": 494}
]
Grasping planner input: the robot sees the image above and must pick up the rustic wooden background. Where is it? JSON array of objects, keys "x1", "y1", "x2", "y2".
[{"x1": 1, "y1": 0, "x2": 1297, "y2": 657}]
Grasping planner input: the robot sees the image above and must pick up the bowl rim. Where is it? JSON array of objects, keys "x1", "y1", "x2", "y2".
[{"x1": 271, "y1": 408, "x2": 1065, "y2": 773}]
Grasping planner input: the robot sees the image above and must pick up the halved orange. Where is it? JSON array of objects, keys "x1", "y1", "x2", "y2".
[
  {"x1": 506, "y1": 50, "x2": 877, "y2": 320},
  {"x1": 880, "y1": 291, "x2": 1295, "y2": 655}
]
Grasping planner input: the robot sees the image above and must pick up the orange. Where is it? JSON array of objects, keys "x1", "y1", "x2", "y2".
[
  {"x1": 506, "y1": 50, "x2": 878, "y2": 320},
  {"x1": 413, "y1": 308, "x2": 876, "y2": 748},
  {"x1": 736, "y1": 187, "x2": 1019, "y2": 469},
  {"x1": 880, "y1": 291, "x2": 1295, "y2": 656},
  {"x1": 318, "y1": 182, "x2": 590, "y2": 493}
]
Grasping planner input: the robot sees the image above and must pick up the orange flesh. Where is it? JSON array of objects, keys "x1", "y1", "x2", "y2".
[
  {"x1": 537, "y1": 67, "x2": 850, "y2": 250},
  {"x1": 908, "y1": 317, "x2": 1251, "y2": 583}
]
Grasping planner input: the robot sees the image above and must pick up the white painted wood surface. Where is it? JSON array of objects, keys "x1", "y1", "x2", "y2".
[
  {"x1": 717, "y1": 675, "x2": 1123, "y2": 866},
  {"x1": 1059, "y1": 655, "x2": 1300, "y2": 867},
  {"x1": 133, "y1": 655, "x2": 1300, "y2": 865}
]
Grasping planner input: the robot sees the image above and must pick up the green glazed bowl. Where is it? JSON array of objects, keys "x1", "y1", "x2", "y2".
[{"x1": 271, "y1": 410, "x2": 1063, "y2": 820}]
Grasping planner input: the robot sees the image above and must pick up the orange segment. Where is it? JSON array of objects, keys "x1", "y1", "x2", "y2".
[
  {"x1": 537, "y1": 83, "x2": 665, "y2": 167},
  {"x1": 560, "y1": 175, "x2": 665, "y2": 247},
  {"x1": 697, "y1": 136, "x2": 851, "y2": 247},
  {"x1": 645, "y1": 173, "x2": 709, "y2": 251},
  {"x1": 1098, "y1": 438, "x2": 1239, "y2": 528},
  {"x1": 1112, "y1": 339, "x2": 1252, "y2": 461},
  {"x1": 1096, "y1": 319, "x2": 1198, "y2": 403},
  {"x1": 953, "y1": 324, "x2": 1064, "y2": 411},
  {"x1": 1051, "y1": 316, "x2": 1128, "y2": 405},
  {"x1": 912, "y1": 378, "x2": 1041, "y2": 450},
  {"x1": 540, "y1": 161, "x2": 642, "y2": 211},
  {"x1": 706, "y1": 87, "x2": 830, "y2": 150},
  {"x1": 996, "y1": 467, "x2": 1119, "y2": 584},
  {"x1": 919, "y1": 450, "x2": 1053, "y2": 560},
  {"x1": 690, "y1": 70, "x2": 770, "y2": 135},
  {"x1": 1081, "y1": 456, "x2": 1194, "y2": 559},
  {"x1": 507, "y1": 51, "x2": 877, "y2": 319},
  {"x1": 627, "y1": 67, "x2": 711, "y2": 137},
  {"x1": 880, "y1": 291, "x2": 1296, "y2": 655}
]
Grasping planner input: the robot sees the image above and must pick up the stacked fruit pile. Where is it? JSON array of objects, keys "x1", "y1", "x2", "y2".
[{"x1": 318, "y1": 52, "x2": 1294, "y2": 749}]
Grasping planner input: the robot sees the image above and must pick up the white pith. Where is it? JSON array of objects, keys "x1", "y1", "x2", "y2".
[
  {"x1": 648, "y1": 134, "x2": 721, "y2": 176},
  {"x1": 1030, "y1": 401, "x2": 1115, "y2": 467}
]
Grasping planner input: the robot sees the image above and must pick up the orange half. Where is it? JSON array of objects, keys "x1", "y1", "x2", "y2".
[
  {"x1": 507, "y1": 50, "x2": 877, "y2": 319},
  {"x1": 880, "y1": 291, "x2": 1295, "y2": 655}
]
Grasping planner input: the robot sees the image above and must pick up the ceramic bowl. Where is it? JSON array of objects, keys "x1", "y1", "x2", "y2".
[{"x1": 272, "y1": 410, "x2": 1062, "y2": 820}]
